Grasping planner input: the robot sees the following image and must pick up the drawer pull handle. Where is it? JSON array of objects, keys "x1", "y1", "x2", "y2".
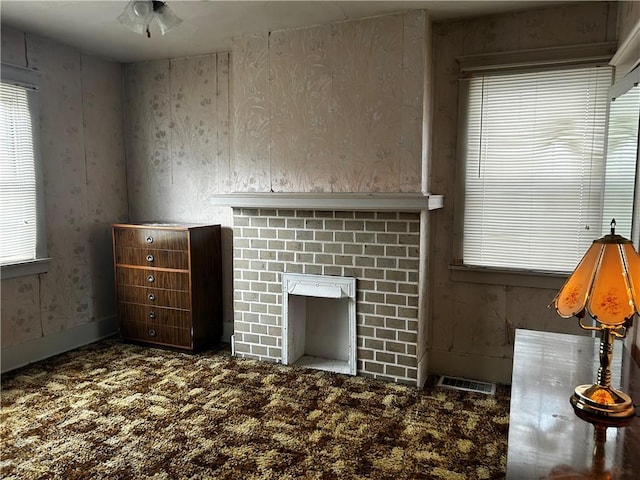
[
  {"x1": 148, "y1": 293, "x2": 156, "y2": 301},
  {"x1": 149, "y1": 311, "x2": 156, "y2": 319},
  {"x1": 146, "y1": 254, "x2": 154, "y2": 262},
  {"x1": 147, "y1": 275, "x2": 155, "y2": 283},
  {"x1": 148, "y1": 329, "x2": 157, "y2": 337},
  {"x1": 146, "y1": 236, "x2": 154, "y2": 244}
]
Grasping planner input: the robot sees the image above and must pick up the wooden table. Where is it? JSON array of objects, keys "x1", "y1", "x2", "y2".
[{"x1": 506, "y1": 329, "x2": 640, "y2": 479}]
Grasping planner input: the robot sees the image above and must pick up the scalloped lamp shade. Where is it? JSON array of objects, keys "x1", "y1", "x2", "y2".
[{"x1": 554, "y1": 233, "x2": 640, "y2": 326}]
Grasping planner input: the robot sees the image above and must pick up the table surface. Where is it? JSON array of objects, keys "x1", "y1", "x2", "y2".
[{"x1": 506, "y1": 329, "x2": 640, "y2": 479}]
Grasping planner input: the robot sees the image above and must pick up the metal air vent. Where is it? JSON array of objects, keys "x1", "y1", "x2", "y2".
[{"x1": 437, "y1": 375, "x2": 496, "y2": 395}]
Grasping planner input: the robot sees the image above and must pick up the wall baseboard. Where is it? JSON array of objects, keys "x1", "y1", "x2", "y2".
[
  {"x1": 2, "y1": 319, "x2": 234, "y2": 373},
  {"x1": 1, "y1": 316, "x2": 118, "y2": 373},
  {"x1": 428, "y1": 349, "x2": 513, "y2": 385}
]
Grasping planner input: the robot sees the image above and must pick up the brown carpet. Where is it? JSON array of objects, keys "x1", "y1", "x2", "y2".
[{"x1": 1, "y1": 340, "x2": 510, "y2": 479}]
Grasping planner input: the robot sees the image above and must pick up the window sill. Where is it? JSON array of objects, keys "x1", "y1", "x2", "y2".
[
  {"x1": 449, "y1": 264, "x2": 568, "y2": 289},
  {"x1": 1, "y1": 258, "x2": 51, "y2": 280}
]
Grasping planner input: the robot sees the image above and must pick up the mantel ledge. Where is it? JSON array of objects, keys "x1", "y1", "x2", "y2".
[{"x1": 209, "y1": 192, "x2": 444, "y2": 212}]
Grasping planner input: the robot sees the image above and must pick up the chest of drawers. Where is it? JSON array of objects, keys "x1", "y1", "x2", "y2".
[{"x1": 112, "y1": 223, "x2": 222, "y2": 351}]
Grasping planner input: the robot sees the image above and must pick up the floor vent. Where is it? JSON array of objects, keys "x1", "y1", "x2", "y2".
[{"x1": 436, "y1": 375, "x2": 496, "y2": 395}]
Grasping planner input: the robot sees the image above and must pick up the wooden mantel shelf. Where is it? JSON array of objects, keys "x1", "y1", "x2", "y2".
[{"x1": 209, "y1": 192, "x2": 444, "y2": 212}]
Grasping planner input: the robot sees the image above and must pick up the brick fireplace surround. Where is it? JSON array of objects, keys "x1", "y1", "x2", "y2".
[{"x1": 220, "y1": 193, "x2": 443, "y2": 386}]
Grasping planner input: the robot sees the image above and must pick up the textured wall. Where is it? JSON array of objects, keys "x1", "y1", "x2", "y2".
[
  {"x1": 1, "y1": 28, "x2": 127, "y2": 348},
  {"x1": 122, "y1": 54, "x2": 234, "y2": 331},
  {"x1": 123, "y1": 54, "x2": 231, "y2": 220},
  {"x1": 231, "y1": 11, "x2": 426, "y2": 193},
  {"x1": 429, "y1": 1, "x2": 619, "y2": 383}
]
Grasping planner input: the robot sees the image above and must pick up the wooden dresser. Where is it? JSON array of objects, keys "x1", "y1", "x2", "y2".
[{"x1": 112, "y1": 223, "x2": 222, "y2": 351}]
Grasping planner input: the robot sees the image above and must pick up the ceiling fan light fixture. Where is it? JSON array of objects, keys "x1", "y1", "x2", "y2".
[
  {"x1": 117, "y1": 18, "x2": 146, "y2": 36},
  {"x1": 155, "y1": 3, "x2": 183, "y2": 35},
  {"x1": 117, "y1": 0, "x2": 181, "y2": 37},
  {"x1": 132, "y1": 1, "x2": 153, "y2": 19}
]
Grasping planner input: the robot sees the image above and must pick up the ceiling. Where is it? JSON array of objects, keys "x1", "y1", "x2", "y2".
[{"x1": 1, "y1": 1, "x2": 571, "y2": 63}]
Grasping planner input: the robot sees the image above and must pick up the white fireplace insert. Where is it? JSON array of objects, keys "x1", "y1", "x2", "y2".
[{"x1": 281, "y1": 273, "x2": 356, "y2": 375}]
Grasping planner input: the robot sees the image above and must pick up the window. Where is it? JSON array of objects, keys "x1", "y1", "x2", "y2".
[
  {"x1": 601, "y1": 76, "x2": 639, "y2": 240},
  {"x1": 456, "y1": 64, "x2": 629, "y2": 274},
  {"x1": 0, "y1": 64, "x2": 48, "y2": 277}
]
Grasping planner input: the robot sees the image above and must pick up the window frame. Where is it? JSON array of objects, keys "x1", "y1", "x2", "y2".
[
  {"x1": 450, "y1": 43, "x2": 628, "y2": 285},
  {"x1": 1, "y1": 64, "x2": 49, "y2": 279}
]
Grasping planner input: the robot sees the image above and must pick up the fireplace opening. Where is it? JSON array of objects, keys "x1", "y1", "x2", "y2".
[{"x1": 282, "y1": 273, "x2": 356, "y2": 375}]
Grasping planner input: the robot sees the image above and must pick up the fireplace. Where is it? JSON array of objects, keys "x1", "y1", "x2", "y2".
[
  {"x1": 216, "y1": 192, "x2": 443, "y2": 385},
  {"x1": 229, "y1": 207, "x2": 421, "y2": 384},
  {"x1": 282, "y1": 273, "x2": 356, "y2": 375}
]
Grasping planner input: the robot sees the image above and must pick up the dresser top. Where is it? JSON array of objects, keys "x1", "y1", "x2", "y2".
[
  {"x1": 112, "y1": 222, "x2": 217, "y2": 230},
  {"x1": 507, "y1": 329, "x2": 640, "y2": 479}
]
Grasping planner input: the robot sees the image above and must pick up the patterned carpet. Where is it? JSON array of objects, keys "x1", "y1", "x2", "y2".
[{"x1": 1, "y1": 340, "x2": 510, "y2": 479}]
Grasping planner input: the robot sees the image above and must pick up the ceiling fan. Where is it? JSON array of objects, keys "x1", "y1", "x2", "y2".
[{"x1": 117, "y1": 1, "x2": 182, "y2": 38}]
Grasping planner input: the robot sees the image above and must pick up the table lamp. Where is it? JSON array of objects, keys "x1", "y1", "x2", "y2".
[{"x1": 552, "y1": 219, "x2": 639, "y2": 418}]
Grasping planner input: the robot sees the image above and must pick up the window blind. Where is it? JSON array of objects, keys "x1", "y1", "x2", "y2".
[
  {"x1": 462, "y1": 66, "x2": 613, "y2": 273},
  {"x1": 0, "y1": 82, "x2": 37, "y2": 263},
  {"x1": 601, "y1": 84, "x2": 639, "y2": 239}
]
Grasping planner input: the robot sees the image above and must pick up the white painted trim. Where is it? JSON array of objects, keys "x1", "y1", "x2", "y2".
[
  {"x1": 1, "y1": 257, "x2": 51, "y2": 279},
  {"x1": 417, "y1": 349, "x2": 428, "y2": 389},
  {"x1": 0, "y1": 63, "x2": 40, "y2": 89},
  {"x1": 449, "y1": 265, "x2": 567, "y2": 290},
  {"x1": 210, "y1": 192, "x2": 444, "y2": 212},
  {"x1": 1, "y1": 316, "x2": 117, "y2": 373},
  {"x1": 222, "y1": 321, "x2": 234, "y2": 343},
  {"x1": 416, "y1": 209, "x2": 430, "y2": 389},
  {"x1": 458, "y1": 42, "x2": 617, "y2": 74},
  {"x1": 609, "y1": 64, "x2": 640, "y2": 100}
]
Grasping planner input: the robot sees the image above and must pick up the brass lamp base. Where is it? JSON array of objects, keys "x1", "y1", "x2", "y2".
[{"x1": 571, "y1": 384, "x2": 635, "y2": 419}]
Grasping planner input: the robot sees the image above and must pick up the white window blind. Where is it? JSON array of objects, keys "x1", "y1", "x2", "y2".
[
  {"x1": 461, "y1": 66, "x2": 614, "y2": 273},
  {"x1": 0, "y1": 81, "x2": 38, "y2": 264},
  {"x1": 601, "y1": 84, "x2": 639, "y2": 239}
]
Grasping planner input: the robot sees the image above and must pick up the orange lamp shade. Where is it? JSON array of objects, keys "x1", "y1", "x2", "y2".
[
  {"x1": 623, "y1": 243, "x2": 640, "y2": 308},
  {"x1": 553, "y1": 232, "x2": 640, "y2": 326}
]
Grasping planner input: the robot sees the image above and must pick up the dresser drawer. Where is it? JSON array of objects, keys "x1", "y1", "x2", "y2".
[
  {"x1": 116, "y1": 285, "x2": 191, "y2": 309},
  {"x1": 116, "y1": 267, "x2": 189, "y2": 291},
  {"x1": 113, "y1": 227, "x2": 188, "y2": 251},
  {"x1": 120, "y1": 321, "x2": 192, "y2": 348},
  {"x1": 118, "y1": 302, "x2": 191, "y2": 329},
  {"x1": 115, "y1": 247, "x2": 189, "y2": 269}
]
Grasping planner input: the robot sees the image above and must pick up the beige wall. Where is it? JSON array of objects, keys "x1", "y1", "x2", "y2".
[
  {"x1": 231, "y1": 11, "x2": 427, "y2": 193},
  {"x1": 428, "y1": 1, "x2": 619, "y2": 383},
  {"x1": 1, "y1": 27, "x2": 127, "y2": 369},
  {"x1": 123, "y1": 54, "x2": 231, "y2": 220}
]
